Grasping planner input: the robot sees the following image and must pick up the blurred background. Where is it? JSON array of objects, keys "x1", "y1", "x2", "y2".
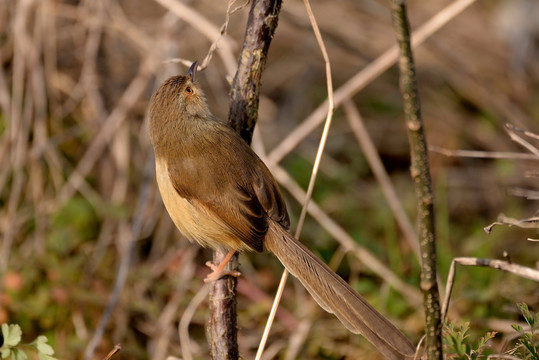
[{"x1": 1, "y1": 0, "x2": 538, "y2": 359}]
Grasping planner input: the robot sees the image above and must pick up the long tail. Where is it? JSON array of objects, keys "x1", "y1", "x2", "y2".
[{"x1": 265, "y1": 222, "x2": 415, "y2": 360}]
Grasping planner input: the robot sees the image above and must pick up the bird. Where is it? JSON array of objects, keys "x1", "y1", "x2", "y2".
[{"x1": 148, "y1": 61, "x2": 416, "y2": 360}]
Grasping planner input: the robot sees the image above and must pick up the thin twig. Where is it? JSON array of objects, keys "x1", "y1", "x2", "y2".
[
  {"x1": 55, "y1": 46, "x2": 161, "y2": 210},
  {"x1": 270, "y1": 163, "x2": 423, "y2": 304},
  {"x1": 102, "y1": 344, "x2": 122, "y2": 360},
  {"x1": 153, "y1": 248, "x2": 197, "y2": 360},
  {"x1": 505, "y1": 123, "x2": 539, "y2": 141},
  {"x1": 179, "y1": 284, "x2": 211, "y2": 360},
  {"x1": 505, "y1": 123, "x2": 539, "y2": 158},
  {"x1": 256, "y1": 0, "x2": 335, "y2": 358},
  {"x1": 82, "y1": 157, "x2": 155, "y2": 360},
  {"x1": 429, "y1": 145, "x2": 539, "y2": 160},
  {"x1": 484, "y1": 214, "x2": 539, "y2": 233},
  {"x1": 391, "y1": 0, "x2": 442, "y2": 358},
  {"x1": 199, "y1": 0, "x2": 249, "y2": 71},
  {"x1": 441, "y1": 257, "x2": 539, "y2": 322},
  {"x1": 267, "y1": 0, "x2": 478, "y2": 167},
  {"x1": 216, "y1": 1, "x2": 283, "y2": 359},
  {"x1": 152, "y1": 0, "x2": 238, "y2": 76},
  {"x1": 343, "y1": 99, "x2": 419, "y2": 258}
]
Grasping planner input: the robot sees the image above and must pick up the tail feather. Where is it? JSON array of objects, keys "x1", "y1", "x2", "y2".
[{"x1": 265, "y1": 223, "x2": 415, "y2": 360}]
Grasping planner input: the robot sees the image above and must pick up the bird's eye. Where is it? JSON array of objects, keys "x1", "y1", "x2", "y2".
[{"x1": 185, "y1": 86, "x2": 193, "y2": 94}]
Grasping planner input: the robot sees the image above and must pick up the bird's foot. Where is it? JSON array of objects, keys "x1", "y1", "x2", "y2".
[{"x1": 204, "y1": 261, "x2": 241, "y2": 282}]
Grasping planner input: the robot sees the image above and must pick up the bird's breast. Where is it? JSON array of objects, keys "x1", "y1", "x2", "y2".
[{"x1": 154, "y1": 155, "x2": 251, "y2": 252}]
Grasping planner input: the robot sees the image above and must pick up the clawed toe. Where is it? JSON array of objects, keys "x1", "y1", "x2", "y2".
[{"x1": 204, "y1": 261, "x2": 241, "y2": 282}]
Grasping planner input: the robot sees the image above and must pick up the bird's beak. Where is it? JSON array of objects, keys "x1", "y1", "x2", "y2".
[{"x1": 187, "y1": 61, "x2": 198, "y2": 82}]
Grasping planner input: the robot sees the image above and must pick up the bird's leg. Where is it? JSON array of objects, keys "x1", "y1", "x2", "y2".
[{"x1": 204, "y1": 249, "x2": 241, "y2": 282}]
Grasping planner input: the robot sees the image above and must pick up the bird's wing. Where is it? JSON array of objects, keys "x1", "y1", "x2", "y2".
[{"x1": 165, "y1": 122, "x2": 289, "y2": 252}]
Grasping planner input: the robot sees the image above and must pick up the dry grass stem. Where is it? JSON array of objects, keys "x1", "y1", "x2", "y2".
[
  {"x1": 267, "y1": 0, "x2": 478, "y2": 167},
  {"x1": 505, "y1": 123, "x2": 539, "y2": 158},
  {"x1": 343, "y1": 100, "x2": 419, "y2": 258},
  {"x1": 284, "y1": 319, "x2": 313, "y2": 360},
  {"x1": 179, "y1": 284, "x2": 211, "y2": 360},
  {"x1": 83, "y1": 158, "x2": 155, "y2": 360},
  {"x1": 57, "y1": 56, "x2": 159, "y2": 210},
  {"x1": 505, "y1": 124, "x2": 539, "y2": 141},
  {"x1": 484, "y1": 214, "x2": 539, "y2": 233},
  {"x1": 441, "y1": 257, "x2": 539, "y2": 321},
  {"x1": 103, "y1": 344, "x2": 122, "y2": 360},
  {"x1": 257, "y1": 1, "x2": 336, "y2": 358},
  {"x1": 152, "y1": 0, "x2": 238, "y2": 76},
  {"x1": 153, "y1": 248, "x2": 196, "y2": 360},
  {"x1": 430, "y1": 145, "x2": 539, "y2": 160},
  {"x1": 1, "y1": 0, "x2": 537, "y2": 358},
  {"x1": 270, "y1": 164, "x2": 422, "y2": 305}
]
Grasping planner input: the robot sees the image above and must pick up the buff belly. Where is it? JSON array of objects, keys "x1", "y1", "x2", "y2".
[{"x1": 155, "y1": 156, "x2": 250, "y2": 252}]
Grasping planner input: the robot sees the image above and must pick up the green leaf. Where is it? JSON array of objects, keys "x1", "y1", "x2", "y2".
[
  {"x1": 512, "y1": 324, "x2": 524, "y2": 333},
  {"x1": 1, "y1": 324, "x2": 22, "y2": 348},
  {"x1": 518, "y1": 303, "x2": 535, "y2": 327},
  {"x1": 477, "y1": 331, "x2": 496, "y2": 349},
  {"x1": 1, "y1": 348, "x2": 12, "y2": 359},
  {"x1": 11, "y1": 348, "x2": 28, "y2": 360},
  {"x1": 34, "y1": 336, "x2": 55, "y2": 356}
]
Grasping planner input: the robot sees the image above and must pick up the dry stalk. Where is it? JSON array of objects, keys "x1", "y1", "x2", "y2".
[
  {"x1": 441, "y1": 257, "x2": 539, "y2": 322},
  {"x1": 430, "y1": 145, "x2": 539, "y2": 160},
  {"x1": 343, "y1": 100, "x2": 419, "y2": 258},
  {"x1": 269, "y1": 163, "x2": 423, "y2": 305},
  {"x1": 179, "y1": 284, "x2": 211, "y2": 360},
  {"x1": 256, "y1": 0, "x2": 336, "y2": 358},
  {"x1": 266, "y1": 0, "x2": 478, "y2": 167},
  {"x1": 152, "y1": 0, "x2": 238, "y2": 76}
]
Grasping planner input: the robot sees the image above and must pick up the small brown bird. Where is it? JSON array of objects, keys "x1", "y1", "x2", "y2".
[{"x1": 149, "y1": 62, "x2": 415, "y2": 360}]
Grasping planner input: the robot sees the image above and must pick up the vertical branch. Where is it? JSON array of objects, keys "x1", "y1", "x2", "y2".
[
  {"x1": 390, "y1": 1, "x2": 442, "y2": 359},
  {"x1": 208, "y1": 259, "x2": 239, "y2": 360},
  {"x1": 208, "y1": 1, "x2": 282, "y2": 359},
  {"x1": 227, "y1": 0, "x2": 282, "y2": 144}
]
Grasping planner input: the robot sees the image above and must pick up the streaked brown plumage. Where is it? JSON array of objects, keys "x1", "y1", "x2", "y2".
[{"x1": 149, "y1": 62, "x2": 415, "y2": 360}]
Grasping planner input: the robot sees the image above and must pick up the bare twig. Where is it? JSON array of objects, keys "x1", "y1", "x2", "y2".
[
  {"x1": 505, "y1": 123, "x2": 539, "y2": 158},
  {"x1": 54, "y1": 32, "x2": 163, "y2": 209},
  {"x1": 505, "y1": 123, "x2": 539, "y2": 141},
  {"x1": 343, "y1": 100, "x2": 419, "y2": 258},
  {"x1": 152, "y1": 0, "x2": 238, "y2": 76},
  {"x1": 211, "y1": 1, "x2": 283, "y2": 359},
  {"x1": 153, "y1": 248, "x2": 197, "y2": 360},
  {"x1": 267, "y1": 0, "x2": 478, "y2": 167},
  {"x1": 102, "y1": 344, "x2": 122, "y2": 360},
  {"x1": 82, "y1": 157, "x2": 154, "y2": 360},
  {"x1": 227, "y1": 0, "x2": 282, "y2": 142},
  {"x1": 429, "y1": 145, "x2": 539, "y2": 160},
  {"x1": 391, "y1": 0, "x2": 442, "y2": 358},
  {"x1": 269, "y1": 163, "x2": 422, "y2": 304},
  {"x1": 441, "y1": 257, "x2": 539, "y2": 322},
  {"x1": 179, "y1": 284, "x2": 211, "y2": 360},
  {"x1": 257, "y1": 0, "x2": 336, "y2": 358},
  {"x1": 484, "y1": 214, "x2": 539, "y2": 233},
  {"x1": 199, "y1": 0, "x2": 249, "y2": 71},
  {"x1": 163, "y1": 0, "x2": 249, "y2": 73}
]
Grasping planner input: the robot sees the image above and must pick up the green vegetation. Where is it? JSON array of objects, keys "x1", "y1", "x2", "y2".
[{"x1": 0, "y1": 324, "x2": 57, "y2": 360}]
